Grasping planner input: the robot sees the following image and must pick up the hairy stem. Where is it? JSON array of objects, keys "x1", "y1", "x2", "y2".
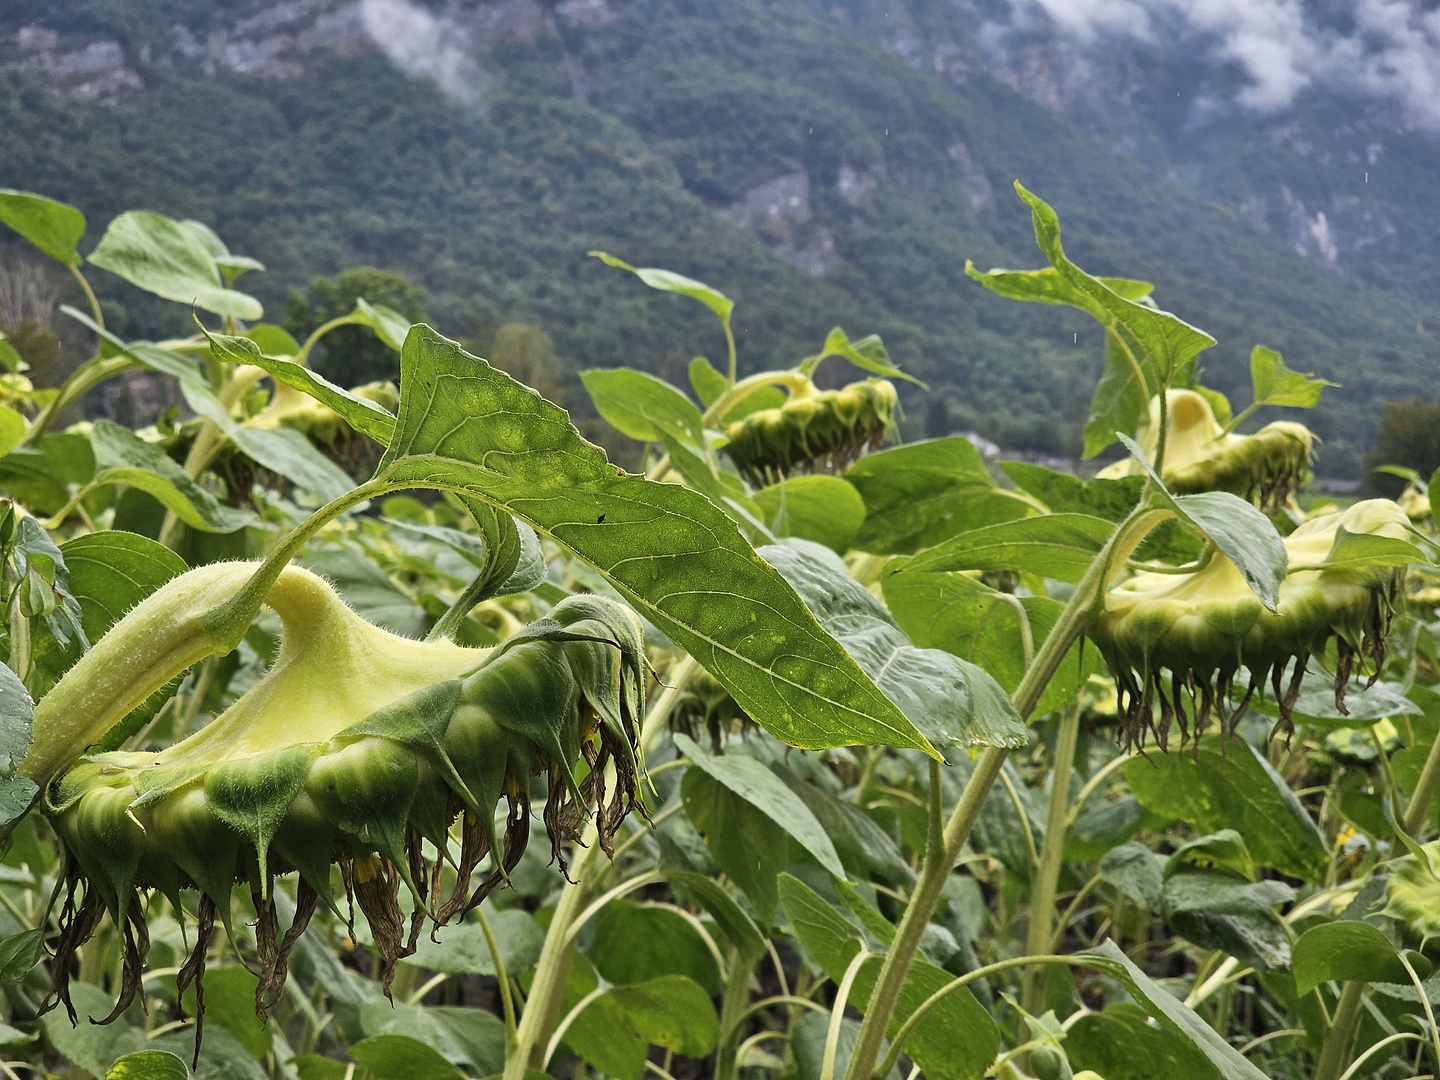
[
  {"x1": 1315, "y1": 982, "x2": 1366, "y2": 1080},
  {"x1": 842, "y1": 504, "x2": 1170, "y2": 1080},
  {"x1": 1403, "y1": 723, "x2": 1440, "y2": 836},
  {"x1": 1022, "y1": 701, "x2": 1082, "y2": 1015},
  {"x1": 714, "y1": 947, "x2": 759, "y2": 1080}
]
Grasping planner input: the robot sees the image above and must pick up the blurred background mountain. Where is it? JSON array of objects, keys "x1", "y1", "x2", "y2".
[{"x1": 1, "y1": 0, "x2": 1436, "y2": 476}]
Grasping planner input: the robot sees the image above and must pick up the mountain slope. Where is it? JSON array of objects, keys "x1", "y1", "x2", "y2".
[{"x1": 0, "y1": 0, "x2": 1432, "y2": 474}]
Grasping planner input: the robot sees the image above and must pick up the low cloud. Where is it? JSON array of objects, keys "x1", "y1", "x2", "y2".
[
  {"x1": 1006, "y1": 0, "x2": 1440, "y2": 128},
  {"x1": 359, "y1": 0, "x2": 491, "y2": 107}
]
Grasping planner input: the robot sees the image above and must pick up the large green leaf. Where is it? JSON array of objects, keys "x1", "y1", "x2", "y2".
[
  {"x1": 590, "y1": 899, "x2": 721, "y2": 994},
  {"x1": 89, "y1": 211, "x2": 262, "y2": 320},
  {"x1": 590, "y1": 252, "x2": 734, "y2": 325},
  {"x1": 43, "y1": 983, "x2": 147, "y2": 1076},
  {"x1": 353, "y1": 297, "x2": 409, "y2": 351},
  {"x1": 1099, "y1": 843, "x2": 1165, "y2": 912},
  {"x1": 801, "y1": 326, "x2": 924, "y2": 386},
  {"x1": 90, "y1": 421, "x2": 252, "y2": 534},
  {"x1": 1251, "y1": 670, "x2": 1421, "y2": 731},
  {"x1": 348, "y1": 1035, "x2": 466, "y2": 1080},
  {"x1": 0, "y1": 406, "x2": 25, "y2": 461},
  {"x1": 1292, "y1": 921, "x2": 1426, "y2": 996},
  {"x1": 847, "y1": 437, "x2": 1032, "y2": 554},
  {"x1": 179, "y1": 381, "x2": 355, "y2": 502},
  {"x1": 1000, "y1": 461, "x2": 1145, "y2": 522},
  {"x1": 0, "y1": 189, "x2": 85, "y2": 267},
  {"x1": 1067, "y1": 1003, "x2": 1216, "y2": 1080},
  {"x1": 376, "y1": 326, "x2": 930, "y2": 753},
  {"x1": 205, "y1": 331, "x2": 396, "y2": 443},
  {"x1": 968, "y1": 185, "x2": 1215, "y2": 452},
  {"x1": 1083, "y1": 331, "x2": 1151, "y2": 458},
  {"x1": 760, "y1": 541, "x2": 1026, "y2": 748},
  {"x1": 104, "y1": 1050, "x2": 190, "y2": 1080},
  {"x1": 29, "y1": 530, "x2": 187, "y2": 707},
  {"x1": 779, "y1": 873, "x2": 999, "y2": 1080},
  {"x1": 1161, "y1": 869, "x2": 1293, "y2": 971},
  {"x1": 0, "y1": 660, "x2": 33, "y2": 777},
  {"x1": 752, "y1": 474, "x2": 866, "y2": 554},
  {"x1": 662, "y1": 870, "x2": 767, "y2": 962},
  {"x1": 897, "y1": 513, "x2": 1115, "y2": 583},
  {"x1": 582, "y1": 975, "x2": 719, "y2": 1059},
  {"x1": 881, "y1": 568, "x2": 1094, "y2": 717},
  {"x1": 1081, "y1": 940, "x2": 1269, "y2": 1079},
  {"x1": 792, "y1": 1013, "x2": 901, "y2": 1080},
  {"x1": 1247, "y1": 345, "x2": 1335, "y2": 411},
  {"x1": 675, "y1": 733, "x2": 843, "y2": 877},
  {"x1": 178, "y1": 964, "x2": 269, "y2": 1059},
  {"x1": 400, "y1": 909, "x2": 545, "y2": 975},
  {"x1": 1125, "y1": 736, "x2": 1327, "y2": 880},
  {"x1": 1119, "y1": 435, "x2": 1287, "y2": 609},
  {"x1": 581, "y1": 367, "x2": 705, "y2": 446},
  {"x1": 0, "y1": 929, "x2": 43, "y2": 985},
  {"x1": 681, "y1": 767, "x2": 790, "y2": 923}
]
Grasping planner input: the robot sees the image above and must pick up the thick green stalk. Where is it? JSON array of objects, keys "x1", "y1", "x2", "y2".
[
  {"x1": 1403, "y1": 723, "x2": 1440, "y2": 836},
  {"x1": 1312, "y1": 729, "x2": 1440, "y2": 1079},
  {"x1": 842, "y1": 505, "x2": 1170, "y2": 1080},
  {"x1": 1315, "y1": 982, "x2": 1366, "y2": 1080},
  {"x1": 1021, "y1": 701, "x2": 1082, "y2": 1015},
  {"x1": 714, "y1": 947, "x2": 760, "y2": 1080},
  {"x1": 506, "y1": 834, "x2": 598, "y2": 1080}
]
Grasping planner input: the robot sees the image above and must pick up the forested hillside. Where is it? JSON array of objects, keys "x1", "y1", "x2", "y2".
[{"x1": 1, "y1": 0, "x2": 1434, "y2": 472}]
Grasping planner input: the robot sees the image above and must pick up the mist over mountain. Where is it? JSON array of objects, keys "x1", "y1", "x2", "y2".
[{"x1": 1, "y1": 0, "x2": 1435, "y2": 474}]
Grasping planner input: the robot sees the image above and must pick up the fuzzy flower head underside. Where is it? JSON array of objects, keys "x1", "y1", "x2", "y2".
[
  {"x1": 1090, "y1": 499, "x2": 1409, "y2": 752},
  {"x1": 38, "y1": 564, "x2": 646, "y2": 1042}
]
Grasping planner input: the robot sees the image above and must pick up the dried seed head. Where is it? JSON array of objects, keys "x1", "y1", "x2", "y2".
[
  {"x1": 723, "y1": 378, "x2": 897, "y2": 487},
  {"x1": 40, "y1": 565, "x2": 646, "y2": 1041},
  {"x1": 1090, "y1": 499, "x2": 1409, "y2": 752},
  {"x1": 1099, "y1": 389, "x2": 1314, "y2": 512},
  {"x1": 671, "y1": 666, "x2": 751, "y2": 752}
]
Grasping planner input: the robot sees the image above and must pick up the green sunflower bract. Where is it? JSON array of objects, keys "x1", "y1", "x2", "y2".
[
  {"x1": 29, "y1": 562, "x2": 646, "y2": 1039},
  {"x1": 723, "y1": 377, "x2": 897, "y2": 487},
  {"x1": 1090, "y1": 500, "x2": 1409, "y2": 751}
]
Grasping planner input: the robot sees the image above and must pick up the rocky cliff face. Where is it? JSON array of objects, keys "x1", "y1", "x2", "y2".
[{"x1": 813, "y1": 0, "x2": 1437, "y2": 284}]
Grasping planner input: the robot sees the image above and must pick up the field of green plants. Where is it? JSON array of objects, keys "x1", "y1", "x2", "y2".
[{"x1": 0, "y1": 180, "x2": 1437, "y2": 1080}]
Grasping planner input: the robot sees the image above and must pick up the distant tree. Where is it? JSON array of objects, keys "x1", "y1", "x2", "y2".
[
  {"x1": 285, "y1": 268, "x2": 427, "y2": 385},
  {"x1": 471, "y1": 322, "x2": 566, "y2": 405},
  {"x1": 1365, "y1": 397, "x2": 1440, "y2": 494}
]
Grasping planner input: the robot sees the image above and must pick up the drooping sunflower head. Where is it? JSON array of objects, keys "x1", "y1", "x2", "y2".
[
  {"x1": 1090, "y1": 499, "x2": 1409, "y2": 751},
  {"x1": 723, "y1": 378, "x2": 897, "y2": 487},
  {"x1": 39, "y1": 564, "x2": 646, "y2": 1034},
  {"x1": 1099, "y1": 389, "x2": 1314, "y2": 512},
  {"x1": 670, "y1": 665, "x2": 751, "y2": 752}
]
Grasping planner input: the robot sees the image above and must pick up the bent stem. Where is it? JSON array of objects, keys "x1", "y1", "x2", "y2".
[
  {"x1": 715, "y1": 947, "x2": 760, "y2": 1080},
  {"x1": 1021, "y1": 700, "x2": 1082, "y2": 1016},
  {"x1": 842, "y1": 504, "x2": 1171, "y2": 1080}
]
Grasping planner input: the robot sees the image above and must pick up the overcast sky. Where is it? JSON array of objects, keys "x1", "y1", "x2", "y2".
[{"x1": 1009, "y1": 0, "x2": 1440, "y2": 128}]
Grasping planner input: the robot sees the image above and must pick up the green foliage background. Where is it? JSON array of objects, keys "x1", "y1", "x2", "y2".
[{"x1": 1, "y1": 0, "x2": 1433, "y2": 472}]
